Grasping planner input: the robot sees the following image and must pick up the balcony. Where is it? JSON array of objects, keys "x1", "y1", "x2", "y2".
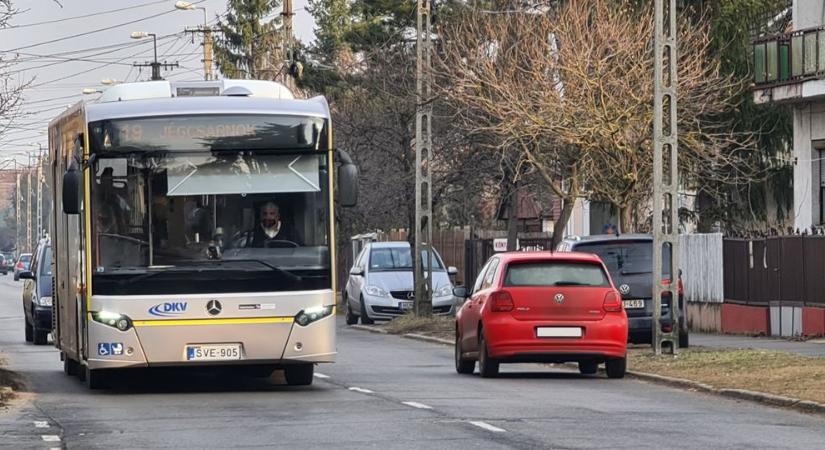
[{"x1": 752, "y1": 26, "x2": 825, "y2": 104}]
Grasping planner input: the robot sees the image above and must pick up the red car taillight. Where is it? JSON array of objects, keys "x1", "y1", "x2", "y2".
[
  {"x1": 491, "y1": 291, "x2": 514, "y2": 312},
  {"x1": 603, "y1": 291, "x2": 622, "y2": 312}
]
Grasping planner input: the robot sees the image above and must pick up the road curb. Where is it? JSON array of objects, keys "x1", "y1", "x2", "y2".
[
  {"x1": 403, "y1": 333, "x2": 454, "y2": 346},
  {"x1": 348, "y1": 325, "x2": 825, "y2": 416},
  {"x1": 350, "y1": 324, "x2": 388, "y2": 334}
]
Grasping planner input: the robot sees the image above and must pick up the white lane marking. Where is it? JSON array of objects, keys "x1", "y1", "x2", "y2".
[
  {"x1": 469, "y1": 421, "x2": 506, "y2": 433},
  {"x1": 402, "y1": 401, "x2": 432, "y2": 410},
  {"x1": 34, "y1": 421, "x2": 50, "y2": 428},
  {"x1": 314, "y1": 373, "x2": 330, "y2": 379},
  {"x1": 41, "y1": 435, "x2": 61, "y2": 442},
  {"x1": 348, "y1": 387, "x2": 374, "y2": 394}
]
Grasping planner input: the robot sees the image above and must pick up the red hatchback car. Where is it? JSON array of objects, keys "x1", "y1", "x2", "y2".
[{"x1": 454, "y1": 252, "x2": 628, "y2": 378}]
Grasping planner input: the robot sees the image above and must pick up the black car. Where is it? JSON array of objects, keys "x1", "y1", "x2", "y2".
[
  {"x1": 558, "y1": 234, "x2": 688, "y2": 348},
  {"x1": 21, "y1": 241, "x2": 52, "y2": 345}
]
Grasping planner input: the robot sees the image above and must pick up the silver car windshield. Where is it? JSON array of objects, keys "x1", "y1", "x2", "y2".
[{"x1": 369, "y1": 247, "x2": 445, "y2": 272}]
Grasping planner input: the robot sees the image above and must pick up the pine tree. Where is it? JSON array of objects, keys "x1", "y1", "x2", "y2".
[{"x1": 214, "y1": 0, "x2": 283, "y2": 80}]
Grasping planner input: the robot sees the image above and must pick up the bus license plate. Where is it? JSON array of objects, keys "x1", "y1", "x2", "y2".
[
  {"x1": 623, "y1": 299, "x2": 645, "y2": 309},
  {"x1": 399, "y1": 301, "x2": 413, "y2": 310},
  {"x1": 186, "y1": 344, "x2": 242, "y2": 361}
]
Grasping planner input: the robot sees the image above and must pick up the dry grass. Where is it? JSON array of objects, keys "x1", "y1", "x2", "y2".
[
  {"x1": 629, "y1": 347, "x2": 825, "y2": 404},
  {"x1": 383, "y1": 314, "x2": 455, "y2": 341}
]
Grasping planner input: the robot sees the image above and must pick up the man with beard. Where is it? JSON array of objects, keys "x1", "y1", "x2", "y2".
[{"x1": 247, "y1": 201, "x2": 303, "y2": 247}]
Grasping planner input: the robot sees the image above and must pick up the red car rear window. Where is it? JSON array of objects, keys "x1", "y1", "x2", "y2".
[{"x1": 504, "y1": 261, "x2": 610, "y2": 287}]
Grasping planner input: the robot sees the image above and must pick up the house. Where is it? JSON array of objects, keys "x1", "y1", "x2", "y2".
[{"x1": 752, "y1": 0, "x2": 824, "y2": 230}]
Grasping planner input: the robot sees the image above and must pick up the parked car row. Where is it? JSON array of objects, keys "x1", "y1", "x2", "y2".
[
  {"x1": 19, "y1": 240, "x2": 52, "y2": 345},
  {"x1": 0, "y1": 252, "x2": 33, "y2": 278},
  {"x1": 345, "y1": 235, "x2": 686, "y2": 379}
]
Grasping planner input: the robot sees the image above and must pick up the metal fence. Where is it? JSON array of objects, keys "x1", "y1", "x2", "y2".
[
  {"x1": 723, "y1": 236, "x2": 825, "y2": 307},
  {"x1": 679, "y1": 233, "x2": 725, "y2": 303}
]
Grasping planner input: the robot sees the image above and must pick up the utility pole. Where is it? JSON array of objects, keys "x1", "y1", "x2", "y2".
[
  {"x1": 653, "y1": 0, "x2": 681, "y2": 355},
  {"x1": 181, "y1": 3, "x2": 214, "y2": 81},
  {"x1": 281, "y1": 0, "x2": 300, "y2": 88},
  {"x1": 15, "y1": 166, "x2": 20, "y2": 255},
  {"x1": 26, "y1": 154, "x2": 32, "y2": 253},
  {"x1": 131, "y1": 32, "x2": 178, "y2": 81},
  {"x1": 36, "y1": 149, "x2": 43, "y2": 243},
  {"x1": 414, "y1": 0, "x2": 434, "y2": 317},
  {"x1": 184, "y1": 26, "x2": 214, "y2": 80}
]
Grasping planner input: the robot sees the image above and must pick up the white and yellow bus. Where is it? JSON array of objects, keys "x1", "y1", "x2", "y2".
[{"x1": 48, "y1": 80, "x2": 357, "y2": 388}]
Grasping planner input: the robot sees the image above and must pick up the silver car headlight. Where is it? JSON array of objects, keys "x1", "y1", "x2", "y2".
[
  {"x1": 37, "y1": 296, "x2": 52, "y2": 307},
  {"x1": 434, "y1": 285, "x2": 453, "y2": 298},
  {"x1": 365, "y1": 285, "x2": 389, "y2": 298}
]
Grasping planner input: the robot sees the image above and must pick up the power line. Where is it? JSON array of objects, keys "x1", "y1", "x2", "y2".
[
  {"x1": 3, "y1": 0, "x2": 171, "y2": 30},
  {"x1": 2, "y1": 1, "x2": 205, "y2": 53},
  {"x1": 27, "y1": 34, "x2": 184, "y2": 89}
]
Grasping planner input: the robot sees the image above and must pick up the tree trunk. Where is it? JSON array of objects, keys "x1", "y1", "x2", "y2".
[
  {"x1": 506, "y1": 178, "x2": 519, "y2": 251},
  {"x1": 619, "y1": 203, "x2": 634, "y2": 234},
  {"x1": 551, "y1": 197, "x2": 576, "y2": 249}
]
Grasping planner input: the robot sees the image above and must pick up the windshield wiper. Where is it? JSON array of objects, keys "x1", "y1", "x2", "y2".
[
  {"x1": 110, "y1": 259, "x2": 302, "y2": 285},
  {"x1": 206, "y1": 259, "x2": 303, "y2": 282}
]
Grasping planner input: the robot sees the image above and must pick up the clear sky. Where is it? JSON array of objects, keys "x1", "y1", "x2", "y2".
[{"x1": 0, "y1": 0, "x2": 316, "y2": 159}]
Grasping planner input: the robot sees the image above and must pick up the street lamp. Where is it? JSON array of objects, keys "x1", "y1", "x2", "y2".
[
  {"x1": 175, "y1": 1, "x2": 212, "y2": 80},
  {"x1": 82, "y1": 88, "x2": 102, "y2": 94},
  {"x1": 101, "y1": 78, "x2": 120, "y2": 86},
  {"x1": 130, "y1": 31, "x2": 160, "y2": 80}
]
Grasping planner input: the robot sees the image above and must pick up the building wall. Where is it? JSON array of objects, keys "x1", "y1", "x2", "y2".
[
  {"x1": 795, "y1": 0, "x2": 825, "y2": 30},
  {"x1": 791, "y1": 104, "x2": 825, "y2": 229}
]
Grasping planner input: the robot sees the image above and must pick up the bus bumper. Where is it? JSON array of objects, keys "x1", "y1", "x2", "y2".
[{"x1": 86, "y1": 312, "x2": 336, "y2": 370}]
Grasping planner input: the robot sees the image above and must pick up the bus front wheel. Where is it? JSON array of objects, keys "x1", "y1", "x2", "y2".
[{"x1": 284, "y1": 364, "x2": 314, "y2": 386}]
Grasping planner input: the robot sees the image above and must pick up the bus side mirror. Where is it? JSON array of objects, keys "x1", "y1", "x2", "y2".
[
  {"x1": 336, "y1": 149, "x2": 358, "y2": 207},
  {"x1": 63, "y1": 166, "x2": 81, "y2": 215}
]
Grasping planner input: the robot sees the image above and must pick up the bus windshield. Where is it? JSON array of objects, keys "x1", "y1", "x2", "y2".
[{"x1": 90, "y1": 151, "x2": 331, "y2": 295}]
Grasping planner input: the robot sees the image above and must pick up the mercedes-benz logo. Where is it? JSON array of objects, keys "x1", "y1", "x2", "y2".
[
  {"x1": 619, "y1": 284, "x2": 631, "y2": 295},
  {"x1": 554, "y1": 293, "x2": 565, "y2": 304},
  {"x1": 206, "y1": 300, "x2": 222, "y2": 316},
  {"x1": 406, "y1": 291, "x2": 415, "y2": 300}
]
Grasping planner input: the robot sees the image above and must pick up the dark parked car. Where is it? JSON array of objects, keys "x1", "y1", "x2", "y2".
[
  {"x1": 21, "y1": 241, "x2": 52, "y2": 345},
  {"x1": 557, "y1": 234, "x2": 688, "y2": 348}
]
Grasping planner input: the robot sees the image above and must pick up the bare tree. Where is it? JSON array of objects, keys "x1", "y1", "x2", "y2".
[
  {"x1": 0, "y1": 1, "x2": 30, "y2": 141},
  {"x1": 332, "y1": 46, "x2": 501, "y2": 243},
  {"x1": 437, "y1": 0, "x2": 759, "y2": 238}
]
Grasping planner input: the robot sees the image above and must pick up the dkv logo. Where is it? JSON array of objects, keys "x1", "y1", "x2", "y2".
[{"x1": 148, "y1": 301, "x2": 188, "y2": 317}]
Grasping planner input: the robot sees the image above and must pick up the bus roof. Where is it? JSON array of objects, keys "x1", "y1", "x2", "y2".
[{"x1": 50, "y1": 80, "x2": 330, "y2": 127}]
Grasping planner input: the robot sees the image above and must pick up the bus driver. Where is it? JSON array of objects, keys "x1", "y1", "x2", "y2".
[{"x1": 247, "y1": 201, "x2": 303, "y2": 247}]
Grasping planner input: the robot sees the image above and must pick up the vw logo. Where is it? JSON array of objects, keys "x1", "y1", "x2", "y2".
[
  {"x1": 554, "y1": 293, "x2": 565, "y2": 304},
  {"x1": 206, "y1": 300, "x2": 222, "y2": 316},
  {"x1": 619, "y1": 284, "x2": 631, "y2": 295}
]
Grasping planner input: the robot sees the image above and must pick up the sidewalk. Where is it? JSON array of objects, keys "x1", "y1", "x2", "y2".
[{"x1": 691, "y1": 333, "x2": 825, "y2": 358}]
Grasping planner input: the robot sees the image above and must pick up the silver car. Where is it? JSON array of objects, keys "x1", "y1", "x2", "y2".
[{"x1": 344, "y1": 241, "x2": 458, "y2": 324}]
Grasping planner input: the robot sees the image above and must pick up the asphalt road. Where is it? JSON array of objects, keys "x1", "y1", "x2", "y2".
[{"x1": 1, "y1": 277, "x2": 825, "y2": 449}]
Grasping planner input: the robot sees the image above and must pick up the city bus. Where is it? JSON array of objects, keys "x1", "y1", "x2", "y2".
[{"x1": 47, "y1": 79, "x2": 357, "y2": 388}]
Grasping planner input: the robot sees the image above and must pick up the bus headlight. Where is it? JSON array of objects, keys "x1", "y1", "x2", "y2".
[
  {"x1": 37, "y1": 296, "x2": 52, "y2": 307},
  {"x1": 91, "y1": 311, "x2": 132, "y2": 331},
  {"x1": 294, "y1": 305, "x2": 334, "y2": 327}
]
